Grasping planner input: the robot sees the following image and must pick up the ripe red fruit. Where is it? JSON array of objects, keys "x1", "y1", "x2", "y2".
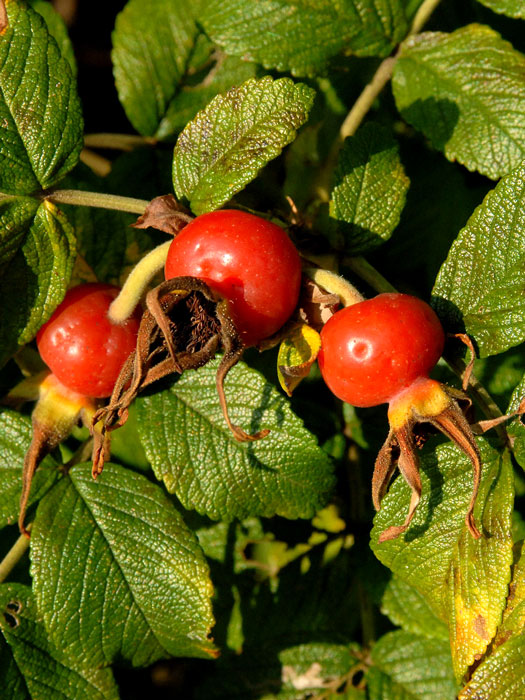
[
  {"x1": 318, "y1": 293, "x2": 445, "y2": 407},
  {"x1": 164, "y1": 209, "x2": 302, "y2": 346},
  {"x1": 37, "y1": 283, "x2": 141, "y2": 398}
]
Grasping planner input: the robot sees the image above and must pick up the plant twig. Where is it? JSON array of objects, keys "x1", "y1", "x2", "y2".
[
  {"x1": 0, "y1": 528, "x2": 31, "y2": 584},
  {"x1": 43, "y1": 189, "x2": 149, "y2": 215},
  {"x1": 80, "y1": 148, "x2": 112, "y2": 177},
  {"x1": 83, "y1": 133, "x2": 156, "y2": 151}
]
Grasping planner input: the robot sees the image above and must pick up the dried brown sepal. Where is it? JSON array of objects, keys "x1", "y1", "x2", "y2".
[
  {"x1": 374, "y1": 377, "x2": 482, "y2": 543},
  {"x1": 131, "y1": 195, "x2": 193, "y2": 235},
  {"x1": 297, "y1": 278, "x2": 340, "y2": 330},
  {"x1": 472, "y1": 396, "x2": 525, "y2": 435},
  {"x1": 92, "y1": 276, "x2": 269, "y2": 473},
  {"x1": 448, "y1": 333, "x2": 477, "y2": 390},
  {"x1": 0, "y1": 0, "x2": 7, "y2": 35}
]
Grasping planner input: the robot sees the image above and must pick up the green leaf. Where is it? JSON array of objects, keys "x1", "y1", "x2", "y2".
[
  {"x1": 371, "y1": 440, "x2": 514, "y2": 680},
  {"x1": 157, "y1": 51, "x2": 260, "y2": 140},
  {"x1": 432, "y1": 159, "x2": 525, "y2": 358},
  {"x1": 0, "y1": 199, "x2": 76, "y2": 367},
  {"x1": 381, "y1": 576, "x2": 449, "y2": 641},
  {"x1": 475, "y1": 0, "x2": 525, "y2": 19},
  {"x1": 392, "y1": 24, "x2": 525, "y2": 180},
  {"x1": 201, "y1": 0, "x2": 407, "y2": 77},
  {"x1": 136, "y1": 358, "x2": 335, "y2": 520},
  {"x1": 493, "y1": 544, "x2": 525, "y2": 645},
  {"x1": 29, "y1": 0, "x2": 77, "y2": 76},
  {"x1": 507, "y1": 373, "x2": 525, "y2": 470},
  {"x1": 329, "y1": 123, "x2": 410, "y2": 254},
  {"x1": 0, "y1": 583, "x2": 119, "y2": 699},
  {"x1": 0, "y1": 1, "x2": 83, "y2": 194},
  {"x1": 30, "y1": 463, "x2": 216, "y2": 667},
  {"x1": 459, "y1": 633, "x2": 525, "y2": 699},
  {"x1": 172, "y1": 76, "x2": 315, "y2": 215},
  {"x1": 112, "y1": 0, "x2": 197, "y2": 137},
  {"x1": 0, "y1": 410, "x2": 59, "y2": 529},
  {"x1": 367, "y1": 631, "x2": 457, "y2": 700}
]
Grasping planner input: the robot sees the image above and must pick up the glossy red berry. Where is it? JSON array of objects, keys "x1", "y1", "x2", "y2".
[
  {"x1": 164, "y1": 209, "x2": 302, "y2": 346},
  {"x1": 318, "y1": 293, "x2": 445, "y2": 407},
  {"x1": 37, "y1": 283, "x2": 141, "y2": 398}
]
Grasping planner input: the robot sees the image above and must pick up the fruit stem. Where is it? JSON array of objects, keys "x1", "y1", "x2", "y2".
[
  {"x1": 83, "y1": 133, "x2": 157, "y2": 151},
  {"x1": 0, "y1": 528, "x2": 31, "y2": 584},
  {"x1": 80, "y1": 149, "x2": 112, "y2": 177},
  {"x1": 109, "y1": 240, "x2": 172, "y2": 323},
  {"x1": 303, "y1": 268, "x2": 364, "y2": 307},
  {"x1": 343, "y1": 256, "x2": 398, "y2": 294},
  {"x1": 43, "y1": 189, "x2": 149, "y2": 215}
]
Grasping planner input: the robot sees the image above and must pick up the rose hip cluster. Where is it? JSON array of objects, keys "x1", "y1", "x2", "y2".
[{"x1": 21, "y1": 207, "x2": 482, "y2": 543}]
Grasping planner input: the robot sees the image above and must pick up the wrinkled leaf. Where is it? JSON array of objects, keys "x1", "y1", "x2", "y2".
[
  {"x1": 475, "y1": 0, "x2": 525, "y2": 19},
  {"x1": 330, "y1": 123, "x2": 409, "y2": 254},
  {"x1": 0, "y1": 199, "x2": 76, "y2": 367},
  {"x1": 0, "y1": 583, "x2": 119, "y2": 699},
  {"x1": 136, "y1": 357, "x2": 335, "y2": 521},
  {"x1": 381, "y1": 576, "x2": 449, "y2": 641},
  {"x1": 393, "y1": 24, "x2": 525, "y2": 180},
  {"x1": 278, "y1": 324, "x2": 321, "y2": 396},
  {"x1": 371, "y1": 440, "x2": 514, "y2": 680},
  {"x1": 201, "y1": 0, "x2": 407, "y2": 77},
  {"x1": 432, "y1": 159, "x2": 525, "y2": 358},
  {"x1": 173, "y1": 76, "x2": 315, "y2": 215},
  {"x1": 29, "y1": 0, "x2": 77, "y2": 75},
  {"x1": 0, "y1": 410, "x2": 59, "y2": 529},
  {"x1": 459, "y1": 632, "x2": 525, "y2": 699},
  {"x1": 507, "y1": 373, "x2": 525, "y2": 470},
  {"x1": 367, "y1": 631, "x2": 456, "y2": 700},
  {"x1": 30, "y1": 463, "x2": 216, "y2": 668},
  {"x1": 0, "y1": 1, "x2": 82, "y2": 194}
]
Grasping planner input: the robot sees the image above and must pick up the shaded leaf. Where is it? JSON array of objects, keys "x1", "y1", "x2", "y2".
[
  {"x1": 136, "y1": 357, "x2": 335, "y2": 521},
  {"x1": 0, "y1": 1, "x2": 82, "y2": 194},
  {"x1": 330, "y1": 123, "x2": 409, "y2": 254},
  {"x1": 432, "y1": 159, "x2": 525, "y2": 358},
  {"x1": 0, "y1": 410, "x2": 59, "y2": 529},
  {"x1": 0, "y1": 583, "x2": 119, "y2": 699},
  {"x1": 507, "y1": 373, "x2": 525, "y2": 470},
  {"x1": 201, "y1": 0, "x2": 408, "y2": 77},
  {"x1": 0, "y1": 199, "x2": 76, "y2": 367},
  {"x1": 277, "y1": 324, "x2": 321, "y2": 396},
  {"x1": 381, "y1": 576, "x2": 449, "y2": 641},
  {"x1": 371, "y1": 440, "x2": 514, "y2": 680},
  {"x1": 112, "y1": 0, "x2": 197, "y2": 136},
  {"x1": 368, "y1": 631, "x2": 456, "y2": 700},
  {"x1": 392, "y1": 24, "x2": 525, "y2": 179},
  {"x1": 173, "y1": 76, "x2": 315, "y2": 215},
  {"x1": 30, "y1": 463, "x2": 216, "y2": 668}
]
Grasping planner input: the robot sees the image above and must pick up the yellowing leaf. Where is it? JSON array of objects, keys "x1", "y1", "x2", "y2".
[{"x1": 278, "y1": 323, "x2": 321, "y2": 396}]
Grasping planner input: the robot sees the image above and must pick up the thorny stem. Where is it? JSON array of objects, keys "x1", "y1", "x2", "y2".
[
  {"x1": 83, "y1": 133, "x2": 157, "y2": 151},
  {"x1": 42, "y1": 189, "x2": 149, "y2": 215},
  {"x1": 0, "y1": 528, "x2": 31, "y2": 584},
  {"x1": 109, "y1": 240, "x2": 172, "y2": 323}
]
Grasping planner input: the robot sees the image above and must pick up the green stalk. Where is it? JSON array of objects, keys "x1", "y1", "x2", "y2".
[
  {"x1": 0, "y1": 529, "x2": 31, "y2": 584},
  {"x1": 44, "y1": 189, "x2": 149, "y2": 215}
]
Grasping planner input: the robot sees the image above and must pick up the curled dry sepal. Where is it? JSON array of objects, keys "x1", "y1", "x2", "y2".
[{"x1": 91, "y1": 276, "x2": 270, "y2": 474}]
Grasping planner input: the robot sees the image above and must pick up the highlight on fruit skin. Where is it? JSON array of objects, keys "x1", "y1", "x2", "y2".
[{"x1": 318, "y1": 292, "x2": 482, "y2": 542}]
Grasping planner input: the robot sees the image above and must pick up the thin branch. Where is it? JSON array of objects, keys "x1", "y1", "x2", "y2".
[
  {"x1": 0, "y1": 528, "x2": 31, "y2": 584},
  {"x1": 44, "y1": 189, "x2": 149, "y2": 215}
]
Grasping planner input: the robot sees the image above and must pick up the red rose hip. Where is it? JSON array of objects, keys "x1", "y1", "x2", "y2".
[{"x1": 164, "y1": 209, "x2": 302, "y2": 346}]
